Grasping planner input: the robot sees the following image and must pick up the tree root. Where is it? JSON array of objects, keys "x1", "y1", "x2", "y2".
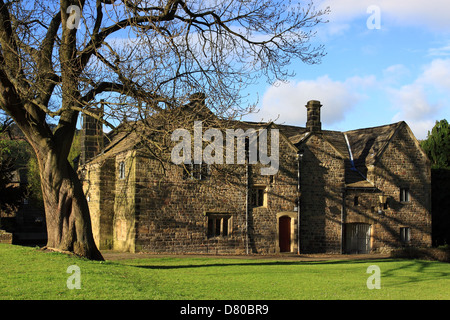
[
  {"x1": 40, "y1": 245, "x2": 104, "y2": 261},
  {"x1": 40, "y1": 246, "x2": 75, "y2": 256}
]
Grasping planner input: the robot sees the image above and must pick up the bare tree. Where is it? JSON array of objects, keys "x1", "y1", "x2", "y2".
[{"x1": 0, "y1": 0, "x2": 328, "y2": 260}]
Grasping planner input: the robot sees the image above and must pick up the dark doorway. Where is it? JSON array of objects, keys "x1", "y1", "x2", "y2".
[{"x1": 279, "y1": 216, "x2": 291, "y2": 252}]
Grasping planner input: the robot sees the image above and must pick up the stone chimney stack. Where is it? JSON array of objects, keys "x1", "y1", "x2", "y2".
[
  {"x1": 189, "y1": 92, "x2": 206, "y2": 110},
  {"x1": 80, "y1": 105, "x2": 104, "y2": 165},
  {"x1": 305, "y1": 100, "x2": 322, "y2": 132}
]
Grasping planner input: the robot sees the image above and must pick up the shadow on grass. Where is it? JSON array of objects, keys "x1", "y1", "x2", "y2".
[
  {"x1": 379, "y1": 259, "x2": 450, "y2": 286},
  {"x1": 125, "y1": 258, "x2": 450, "y2": 293},
  {"x1": 127, "y1": 258, "x2": 394, "y2": 270}
]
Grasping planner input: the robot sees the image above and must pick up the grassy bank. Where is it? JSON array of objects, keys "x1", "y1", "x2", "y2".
[{"x1": 0, "y1": 244, "x2": 449, "y2": 300}]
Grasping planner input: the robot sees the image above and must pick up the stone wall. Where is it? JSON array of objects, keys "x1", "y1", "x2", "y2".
[
  {"x1": 113, "y1": 151, "x2": 137, "y2": 252},
  {"x1": 247, "y1": 134, "x2": 299, "y2": 254},
  {"x1": 83, "y1": 162, "x2": 101, "y2": 247},
  {"x1": 344, "y1": 189, "x2": 383, "y2": 253},
  {"x1": 0, "y1": 229, "x2": 12, "y2": 244},
  {"x1": 299, "y1": 134, "x2": 345, "y2": 254},
  {"x1": 131, "y1": 130, "x2": 300, "y2": 255},
  {"x1": 370, "y1": 124, "x2": 431, "y2": 251},
  {"x1": 83, "y1": 158, "x2": 115, "y2": 250},
  {"x1": 133, "y1": 158, "x2": 246, "y2": 254}
]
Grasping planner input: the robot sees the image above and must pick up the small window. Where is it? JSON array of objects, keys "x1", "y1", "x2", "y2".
[
  {"x1": 250, "y1": 186, "x2": 267, "y2": 207},
  {"x1": 119, "y1": 161, "x2": 125, "y2": 180},
  {"x1": 400, "y1": 227, "x2": 411, "y2": 244},
  {"x1": 182, "y1": 163, "x2": 210, "y2": 180},
  {"x1": 269, "y1": 175, "x2": 275, "y2": 185},
  {"x1": 354, "y1": 196, "x2": 359, "y2": 206},
  {"x1": 207, "y1": 214, "x2": 231, "y2": 238},
  {"x1": 400, "y1": 188, "x2": 410, "y2": 202}
]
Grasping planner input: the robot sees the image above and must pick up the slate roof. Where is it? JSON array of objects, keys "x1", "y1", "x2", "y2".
[
  {"x1": 270, "y1": 121, "x2": 403, "y2": 188},
  {"x1": 280, "y1": 121, "x2": 403, "y2": 188},
  {"x1": 85, "y1": 109, "x2": 405, "y2": 189}
]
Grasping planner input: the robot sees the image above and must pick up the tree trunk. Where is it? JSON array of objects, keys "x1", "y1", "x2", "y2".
[
  {"x1": 0, "y1": 70, "x2": 102, "y2": 260},
  {"x1": 38, "y1": 148, "x2": 103, "y2": 261}
]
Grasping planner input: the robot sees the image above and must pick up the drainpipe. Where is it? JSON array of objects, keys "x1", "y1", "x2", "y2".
[
  {"x1": 245, "y1": 162, "x2": 249, "y2": 255},
  {"x1": 341, "y1": 189, "x2": 346, "y2": 254},
  {"x1": 245, "y1": 136, "x2": 251, "y2": 255},
  {"x1": 297, "y1": 150, "x2": 304, "y2": 255}
]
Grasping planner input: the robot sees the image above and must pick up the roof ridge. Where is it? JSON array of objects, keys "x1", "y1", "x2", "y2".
[
  {"x1": 344, "y1": 121, "x2": 403, "y2": 134},
  {"x1": 370, "y1": 121, "x2": 405, "y2": 162},
  {"x1": 244, "y1": 120, "x2": 404, "y2": 136}
]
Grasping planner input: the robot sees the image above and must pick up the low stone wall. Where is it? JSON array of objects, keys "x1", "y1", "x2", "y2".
[
  {"x1": 390, "y1": 247, "x2": 450, "y2": 262},
  {"x1": 0, "y1": 229, "x2": 13, "y2": 244}
]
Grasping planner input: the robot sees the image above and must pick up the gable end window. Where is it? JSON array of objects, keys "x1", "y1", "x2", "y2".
[
  {"x1": 118, "y1": 161, "x2": 126, "y2": 180},
  {"x1": 400, "y1": 188, "x2": 410, "y2": 202}
]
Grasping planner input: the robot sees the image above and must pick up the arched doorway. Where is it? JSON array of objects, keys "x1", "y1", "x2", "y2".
[
  {"x1": 276, "y1": 212, "x2": 297, "y2": 253},
  {"x1": 279, "y1": 216, "x2": 291, "y2": 252}
]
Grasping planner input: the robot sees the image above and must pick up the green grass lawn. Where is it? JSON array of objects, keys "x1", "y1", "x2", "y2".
[{"x1": 0, "y1": 243, "x2": 449, "y2": 300}]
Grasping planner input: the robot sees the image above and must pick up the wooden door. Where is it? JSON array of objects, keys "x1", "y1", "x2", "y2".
[
  {"x1": 345, "y1": 223, "x2": 371, "y2": 254},
  {"x1": 279, "y1": 216, "x2": 291, "y2": 252}
]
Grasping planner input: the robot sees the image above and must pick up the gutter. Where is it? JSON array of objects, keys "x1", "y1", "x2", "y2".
[
  {"x1": 341, "y1": 190, "x2": 346, "y2": 254},
  {"x1": 344, "y1": 134, "x2": 357, "y2": 171},
  {"x1": 245, "y1": 162, "x2": 249, "y2": 255}
]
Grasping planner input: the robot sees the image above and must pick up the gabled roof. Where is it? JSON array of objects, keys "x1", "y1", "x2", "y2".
[
  {"x1": 344, "y1": 122, "x2": 403, "y2": 167},
  {"x1": 285, "y1": 121, "x2": 403, "y2": 189},
  {"x1": 87, "y1": 127, "x2": 140, "y2": 165},
  {"x1": 83, "y1": 104, "x2": 407, "y2": 190},
  {"x1": 343, "y1": 122, "x2": 404, "y2": 188}
]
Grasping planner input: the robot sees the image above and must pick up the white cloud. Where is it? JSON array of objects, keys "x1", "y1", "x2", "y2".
[
  {"x1": 389, "y1": 84, "x2": 441, "y2": 121},
  {"x1": 318, "y1": 0, "x2": 450, "y2": 32},
  {"x1": 428, "y1": 43, "x2": 450, "y2": 57},
  {"x1": 249, "y1": 58, "x2": 450, "y2": 140},
  {"x1": 418, "y1": 59, "x2": 450, "y2": 90},
  {"x1": 379, "y1": 1, "x2": 450, "y2": 30},
  {"x1": 387, "y1": 59, "x2": 450, "y2": 139},
  {"x1": 251, "y1": 75, "x2": 371, "y2": 127},
  {"x1": 382, "y1": 64, "x2": 410, "y2": 83}
]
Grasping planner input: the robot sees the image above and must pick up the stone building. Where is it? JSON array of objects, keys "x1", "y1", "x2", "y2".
[{"x1": 81, "y1": 99, "x2": 431, "y2": 255}]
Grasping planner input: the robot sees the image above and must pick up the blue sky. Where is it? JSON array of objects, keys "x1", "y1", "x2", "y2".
[{"x1": 243, "y1": 0, "x2": 450, "y2": 139}]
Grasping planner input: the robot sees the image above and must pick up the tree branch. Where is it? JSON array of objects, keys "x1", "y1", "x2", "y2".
[
  {"x1": 80, "y1": 80, "x2": 167, "y2": 112},
  {"x1": 0, "y1": 0, "x2": 19, "y2": 73}
]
